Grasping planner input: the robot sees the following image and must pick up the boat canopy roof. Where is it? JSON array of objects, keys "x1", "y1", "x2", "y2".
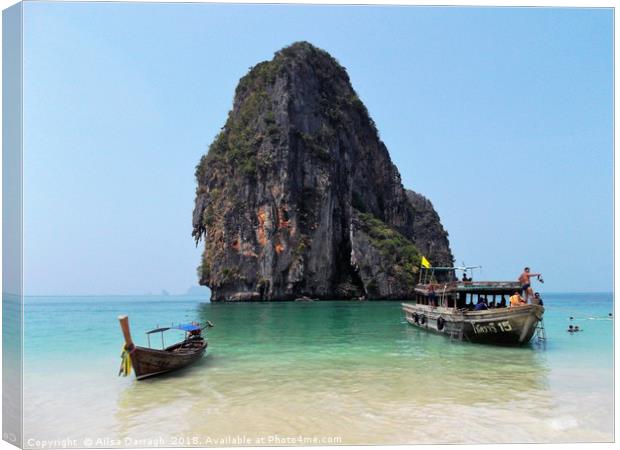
[
  {"x1": 415, "y1": 280, "x2": 521, "y2": 295},
  {"x1": 172, "y1": 324, "x2": 201, "y2": 332},
  {"x1": 146, "y1": 327, "x2": 170, "y2": 334},
  {"x1": 422, "y1": 266, "x2": 482, "y2": 271},
  {"x1": 146, "y1": 323, "x2": 201, "y2": 334}
]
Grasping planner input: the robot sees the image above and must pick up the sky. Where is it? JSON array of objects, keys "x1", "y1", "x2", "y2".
[{"x1": 22, "y1": 3, "x2": 613, "y2": 295}]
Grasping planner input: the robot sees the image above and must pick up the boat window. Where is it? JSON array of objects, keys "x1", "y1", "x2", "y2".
[{"x1": 498, "y1": 295, "x2": 507, "y2": 308}]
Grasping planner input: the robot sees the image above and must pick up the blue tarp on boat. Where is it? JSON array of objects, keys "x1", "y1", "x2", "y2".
[
  {"x1": 146, "y1": 323, "x2": 201, "y2": 334},
  {"x1": 171, "y1": 324, "x2": 201, "y2": 332}
]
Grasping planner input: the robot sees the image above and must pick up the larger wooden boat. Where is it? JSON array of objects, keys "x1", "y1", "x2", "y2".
[
  {"x1": 402, "y1": 267, "x2": 544, "y2": 345},
  {"x1": 118, "y1": 315, "x2": 207, "y2": 380}
]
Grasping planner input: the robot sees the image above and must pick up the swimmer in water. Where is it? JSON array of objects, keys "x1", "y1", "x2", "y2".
[{"x1": 568, "y1": 325, "x2": 574, "y2": 333}]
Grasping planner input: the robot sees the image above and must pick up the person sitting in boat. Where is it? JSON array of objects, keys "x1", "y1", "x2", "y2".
[
  {"x1": 509, "y1": 291, "x2": 525, "y2": 307},
  {"x1": 533, "y1": 292, "x2": 544, "y2": 306},
  {"x1": 499, "y1": 297, "x2": 507, "y2": 308},
  {"x1": 474, "y1": 297, "x2": 488, "y2": 311},
  {"x1": 518, "y1": 267, "x2": 543, "y2": 303},
  {"x1": 428, "y1": 285, "x2": 438, "y2": 307},
  {"x1": 188, "y1": 322, "x2": 202, "y2": 338}
]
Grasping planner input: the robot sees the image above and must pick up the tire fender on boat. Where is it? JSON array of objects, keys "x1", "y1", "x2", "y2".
[
  {"x1": 413, "y1": 313, "x2": 419, "y2": 324},
  {"x1": 419, "y1": 314, "x2": 426, "y2": 325},
  {"x1": 437, "y1": 316, "x2": 446, "y2": 331}
]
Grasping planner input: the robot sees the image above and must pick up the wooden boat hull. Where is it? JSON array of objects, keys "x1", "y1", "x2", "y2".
[
  {"x1": 130, "y1": 341, "x2": 207, "y2": 380},
  {"x1": 402, "y1": 303, "x2": 544, "y2": 345}
]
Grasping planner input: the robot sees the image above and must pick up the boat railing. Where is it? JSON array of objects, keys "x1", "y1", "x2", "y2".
[
  {"x1": 416, "y1": 280, "x2": 521, "y2": 292},
  {"x1": 453, "y1": 281, "x2": 521, "y2": 291}
]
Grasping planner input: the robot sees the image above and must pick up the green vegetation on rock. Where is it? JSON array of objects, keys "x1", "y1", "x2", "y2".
[
  {"x1": 197, "y1": 58, "x2": 284, "y2": 180},
  {"x1": 357, "y1": 211, "x2": 421, "y2": 278},
  {"x1": 296, "y1": 131, "x2": 332, "y2": 162}
]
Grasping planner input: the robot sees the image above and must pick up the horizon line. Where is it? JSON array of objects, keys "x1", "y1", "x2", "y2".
[{"x1": 19, "y1": 291, "x2": 615, "y2": 298}]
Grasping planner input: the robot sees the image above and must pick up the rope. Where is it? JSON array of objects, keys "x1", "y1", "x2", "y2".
[{"x1": 118, "y1": 344, "x2": 132, "y2": 377}]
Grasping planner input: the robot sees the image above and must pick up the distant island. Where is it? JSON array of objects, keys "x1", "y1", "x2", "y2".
[{"x1": 192, "y1": 42, "x2": 453, "y2": 301}]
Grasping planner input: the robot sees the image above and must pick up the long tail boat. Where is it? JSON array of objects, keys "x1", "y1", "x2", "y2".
[
  {"x1": 118, "y1": 315, "x2": 208, "y2": 380},
  {"x1": 402, "y1": 267, "x2": 544, "y2": 346}
]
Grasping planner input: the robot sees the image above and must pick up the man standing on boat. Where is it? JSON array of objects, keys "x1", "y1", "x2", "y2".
[{"x1": 518, "y1": 267, "x2": 543, "y2": 304}]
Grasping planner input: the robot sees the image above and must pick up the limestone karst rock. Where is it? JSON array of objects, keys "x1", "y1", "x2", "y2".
[{"x1": 192, "y1": 42, "x2": 454, "y2": 301}]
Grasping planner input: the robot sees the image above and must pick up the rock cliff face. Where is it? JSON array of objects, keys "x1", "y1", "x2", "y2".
[
  {"x1": 192, "y1": 42, "x2": 453, "y2": 301},
  {"x1": 405, "y1": 190, "x2": 453, "y2": 269}
]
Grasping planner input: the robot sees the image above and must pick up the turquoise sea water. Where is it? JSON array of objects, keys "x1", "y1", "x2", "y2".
[{"x1": 23, "y1": 293, "x2": 613, "y2": 446}]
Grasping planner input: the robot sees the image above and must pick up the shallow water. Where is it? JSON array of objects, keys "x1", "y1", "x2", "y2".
[{"x1": 23, "y1": 293, "x2": 613, "y2": 446}]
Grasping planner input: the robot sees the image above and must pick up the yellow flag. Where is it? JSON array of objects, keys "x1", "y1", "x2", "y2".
[{"x1": 421, "y1": 256, "x2": 431, "y2": 269}]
